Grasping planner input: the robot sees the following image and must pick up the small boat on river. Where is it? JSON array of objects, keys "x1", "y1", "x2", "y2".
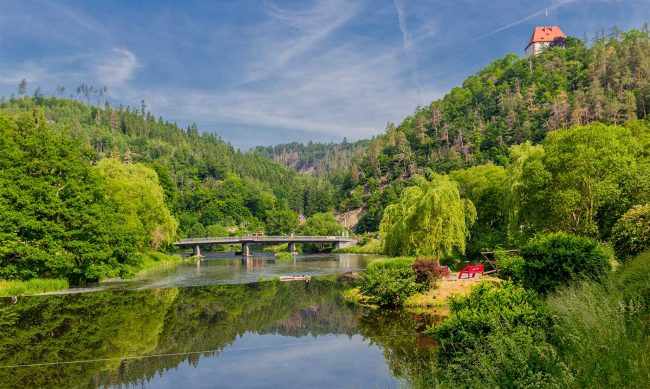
[{"x1": 280, "y1": 275, "x2": 312, "y2": 281}]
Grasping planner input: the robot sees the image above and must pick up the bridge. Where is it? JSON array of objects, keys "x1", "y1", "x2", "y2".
[{"x1": 174, "y1": 235, "x2": 358, "y2": 257}]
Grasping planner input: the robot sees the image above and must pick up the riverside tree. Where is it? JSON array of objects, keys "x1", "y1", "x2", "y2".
[
  {"x1": 0, "y1": 111, "x2": 141, "y2": 283},
  {"x1": 95, "y1": 158, "x2": 178, "y2": 251},
  {"x1": 379, "y1": 173, "x2": 476, "y2": 259}
]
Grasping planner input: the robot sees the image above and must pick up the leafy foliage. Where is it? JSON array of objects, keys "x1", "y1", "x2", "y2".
[
  {"x1": 358, "y1": 266, "x2": 423, "y2": 307},
  {"x1": 611, "y1": 203, "x2": 650, "y2": 258},
  {"x1": 511, "y1": 123, "x2": 650, "y2": 241},
  {"x1": 410, "y1": 259, "x2": 448, "y2": 287},
  {"x1": 379, "y1": 173, "x2": 476, "y2": 257},
  {"x1": 450, "y1": 164, "x2": 508, "y2": 257},
  {"x1": 264, "y1": 210, "x2": 299, "y2": 235},
  {"x1": 0, "y1": 111, "x2": 144, "y2": 284},
  {"x1": 520, "y1": 232, "x2": 610, "y2": 294},
  {"x1": 495, "y1": 251, "x2": 525, "y2": 281},
  {"x1": 96, "y1": 158, "x2": 178, "y2": 250},
  {"x1": 0, "y1": 96, "x2": 336, "y2": 239},
  {"x1": 298, "y1": 212, "x2": 345, "y2": 236},
  {"x1": 429, "y1": 282, "x2": 551, "y2": 362}
]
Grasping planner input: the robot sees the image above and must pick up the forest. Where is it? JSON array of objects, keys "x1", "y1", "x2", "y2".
[{"x1": 0, "y1": 95, "x2": 339, "y2": 285}]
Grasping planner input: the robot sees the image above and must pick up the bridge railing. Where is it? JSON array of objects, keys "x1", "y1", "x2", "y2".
[{"x1": 175, "y1": 235, "x2": 355, "y2": 244}]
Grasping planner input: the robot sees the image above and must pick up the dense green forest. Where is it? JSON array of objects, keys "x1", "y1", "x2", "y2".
[
  {"x1": 326, "y1": 28, "x2": 650, "y2": 234},
  {"x1": 0, "y1": 96, "x2": 339, "y2": 283},
  {"x1": 253, "y1": 139, "x2": 369, "y2": 178}
]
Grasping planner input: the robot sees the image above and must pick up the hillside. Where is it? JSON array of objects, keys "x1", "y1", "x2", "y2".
[
  {"x1": 336, "y1": 28, "x2": 650, "y2": 232},
  {"x1": 253, "y1": 139, "x2": 369, "y2": 178}
]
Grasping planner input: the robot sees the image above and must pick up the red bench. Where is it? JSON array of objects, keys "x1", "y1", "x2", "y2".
[{"x1": 458, "y1": 264, "x2": 484, "y2": 279}]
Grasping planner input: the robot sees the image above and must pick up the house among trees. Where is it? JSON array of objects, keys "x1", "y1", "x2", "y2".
[{"x1": 525, "y1": 26, "x2": 566, "y2": 57}]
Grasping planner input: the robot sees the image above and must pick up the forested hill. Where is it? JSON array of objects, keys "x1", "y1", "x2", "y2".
[
  {"x1": 334, "y1": 28, "x2": 650, "y2": 232},
  {"x1": 0, "y1": 96, "x2": 339, "y2": 283},
  {"x1": 253, "y1": 139, "x2": 369, "y2": 178}
]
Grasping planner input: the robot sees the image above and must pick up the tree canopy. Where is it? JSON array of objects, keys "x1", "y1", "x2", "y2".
[{"x1": 379, "y1": 173, "x2": 476, "y2": 258}]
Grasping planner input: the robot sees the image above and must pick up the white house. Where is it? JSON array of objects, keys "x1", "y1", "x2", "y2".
[{"x1": 525, "y1": 26, "x2": 566, "y2": 57}]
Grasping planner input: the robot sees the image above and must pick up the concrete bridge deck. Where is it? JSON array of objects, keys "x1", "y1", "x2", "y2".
[{"x1": 174, "y1": 235, "x2": 357, "y2": 256}]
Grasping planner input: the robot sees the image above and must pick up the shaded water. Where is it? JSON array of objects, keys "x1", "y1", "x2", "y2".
[{"x1": 0, "y1": 253, "x2": 440, "y2": 388}]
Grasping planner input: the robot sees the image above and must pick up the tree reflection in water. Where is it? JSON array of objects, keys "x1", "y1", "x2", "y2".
[{"x1": 0, "y1": 280, "x2": 440, "y2": 388}]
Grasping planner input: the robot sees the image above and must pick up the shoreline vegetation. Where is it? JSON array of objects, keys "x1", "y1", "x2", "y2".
[{"x1": 0, "y1": 250, "x2": 183, "y2": 297}]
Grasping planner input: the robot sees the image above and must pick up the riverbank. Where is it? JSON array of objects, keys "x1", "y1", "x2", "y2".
[
  {"x1": 343, "y1": 275, "x2": 499, "y2": 313},
  {"x1": 0, "y1": 278, "x2": 69, "y2": 297},
  {"x1": 0, "y1": 250, "x2": 184, "y2": 297}
]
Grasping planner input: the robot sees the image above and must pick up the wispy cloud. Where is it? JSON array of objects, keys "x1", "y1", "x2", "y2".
[
  {"x1": 394, "y1": 0, "x2": 422, "y2": 102},
  {"x1": 469, "y1": 0, "x2": 576, "y2": 43},
  {"x1": 95, "y1": 49, "x2": 142, "y2": 86},
  {"x1": 244, "y1": 0, "x2": 362, "y2": 83}
]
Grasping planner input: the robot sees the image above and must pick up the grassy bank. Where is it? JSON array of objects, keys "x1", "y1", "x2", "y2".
[
  {"x1": 0, "y1": 278, "x2": 69, "y2": 297},
  {"x1": 138, "y1": 250, "x2": 184, "y2": 273},
  {"x1": 333, "y1": 238, "x2": 383, "y2": 254}
]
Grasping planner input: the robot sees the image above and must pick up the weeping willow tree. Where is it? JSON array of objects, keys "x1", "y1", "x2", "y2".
[{"x1": 379, "y1": 173, "x2": 476, "y2": 259}]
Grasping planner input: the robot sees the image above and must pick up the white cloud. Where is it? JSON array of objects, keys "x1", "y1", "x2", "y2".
[{"x1": 95, "y1": 48, "x2": 141, "y2": 85}]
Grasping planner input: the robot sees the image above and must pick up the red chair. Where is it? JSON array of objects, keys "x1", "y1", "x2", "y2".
[{"x1": 458, "y1": 264, "x2": 484, "y2": 279}]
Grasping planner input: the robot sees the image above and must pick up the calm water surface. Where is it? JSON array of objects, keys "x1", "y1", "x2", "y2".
[{"x1": 0, "y1": 253, "x2": 439, "y2": 388}]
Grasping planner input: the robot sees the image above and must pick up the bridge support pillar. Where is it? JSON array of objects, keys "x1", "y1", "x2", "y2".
[
  {"x1": 288, "y1": 242, "x2": 297, "y2": 254},
  {"x1": 193, "y1": 245, "x2": 202, "y2": 259},
  {"x1": 242, "y1": 243, "x2": 251, "y2": 256}
]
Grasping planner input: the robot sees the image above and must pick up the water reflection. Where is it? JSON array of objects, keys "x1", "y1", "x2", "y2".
[
  {"x1": 103, "y1": 252, "x2": 377, "y2": 290},
  {"x1": 0, "y1": 256, "x2": 435, "y2": 388},
  {"x1": 0, "y1": 278, "x2": 439, "y2": 388}
]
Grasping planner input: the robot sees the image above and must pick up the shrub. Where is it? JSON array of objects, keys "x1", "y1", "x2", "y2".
[
  {"x1": 428, "y1": 282, "x2": 551, "y2": 362},
  {"x1": 358, "y1": 266, "x2": 422, "y2": 307},
  {"x1": 611, "y1": 204, "x2": 650, "y2": 259},
  {"x1": 520, "y1": 232, "x2": 610, "y2": 294},
  {"x1": 410, "y1": 258, "x2": 449, "y2": 287},
  {"x1": 274, "y1": 251, "x2": 293, "y2": 261},
  {"x1": 495, "y1": 251, "x2": 525, "y2": 281}
]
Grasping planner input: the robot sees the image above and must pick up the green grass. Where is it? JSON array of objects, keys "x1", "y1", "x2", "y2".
[
  {"x1": 333, "y1": 238, "x2": 384, "y2": 254},
  {"x1": 138, "y1": 250, "x2": 183, "y2": 273},
  {"x1": 274, "y1": 251, "x2": 293, "y2": 261},
  {"x1": 547, "y1": 277, "x2": 650, "y2": 387},
  {"x1": 367, "y1": 256, "x2": 416, "y2": 270},
  {"x1": 0, "y1": 278, "x2": 69, "y2": 297}
]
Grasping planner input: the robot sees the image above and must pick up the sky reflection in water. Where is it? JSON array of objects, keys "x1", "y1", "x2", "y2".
[{"x1": 0, "y1": 253, "x2": 437, "y2": 388}]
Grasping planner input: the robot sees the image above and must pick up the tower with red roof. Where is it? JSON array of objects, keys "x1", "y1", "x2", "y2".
[{"x1": 525, "y1": 26, "x2": 567, "y2": 57}]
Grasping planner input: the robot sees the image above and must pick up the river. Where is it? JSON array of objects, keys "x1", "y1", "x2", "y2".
[{"x1": 0, "y1": 253, "x2": 440, "y2": 388}]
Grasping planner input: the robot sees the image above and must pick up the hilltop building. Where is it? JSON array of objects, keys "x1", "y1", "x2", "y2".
[{"x1": 525, "y1": 26, "x2": 566, "y2": 57}]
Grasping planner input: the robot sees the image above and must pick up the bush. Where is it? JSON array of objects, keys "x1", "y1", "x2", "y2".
[
  {"x1": 612, "y1": 204, "x2": 650, "y2": 259},
  {"x1": 358, "y1": 266, "x2": 423, "y2": 307},
  {"x1": 495, "y1": 251, "x2": 525, "y2": 281},
  {"x1": 410, "y1": 258, "x2": 449, "y2": 287},
  {"x1": 428, "y1": 282, "x2": 551, "y2": 362},
  {"x1": 520, "y1": 232, "x2": 610, "y2": 294},
  {"x1": 274, "y1": 251, "x2": 293, "y2": 261}
]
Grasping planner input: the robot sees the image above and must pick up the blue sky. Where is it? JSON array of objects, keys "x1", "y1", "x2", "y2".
[{"x1": 1, "y1": 0, "x2": 649, "y2": 149}]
